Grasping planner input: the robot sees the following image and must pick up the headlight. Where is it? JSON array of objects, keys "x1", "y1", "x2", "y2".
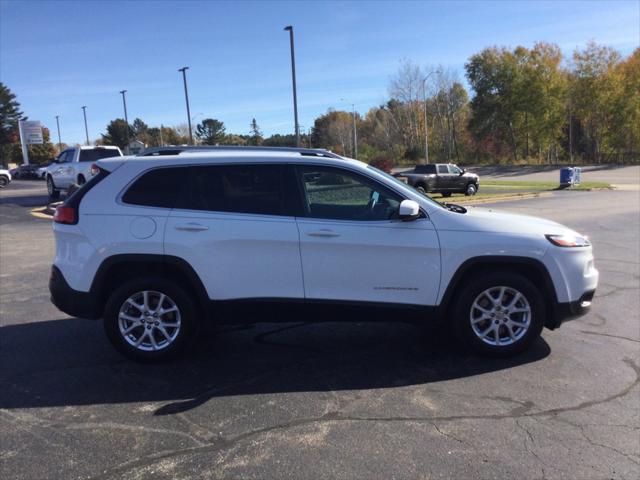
[{"x1": 546, "y1": 234, "x2": 591, "y2": 247}]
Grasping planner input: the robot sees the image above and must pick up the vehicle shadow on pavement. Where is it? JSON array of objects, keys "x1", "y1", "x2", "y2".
[{"x1": 0, "y1": 317, "x2": 550, "y2": 413}]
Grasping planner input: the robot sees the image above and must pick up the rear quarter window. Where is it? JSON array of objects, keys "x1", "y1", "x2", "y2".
[
  {"x1": 122, "y1": 167, "x2": 186, "y2": 208},
  {"x1": 80, "y1": 149, "x2": 122, "y2": 162}
]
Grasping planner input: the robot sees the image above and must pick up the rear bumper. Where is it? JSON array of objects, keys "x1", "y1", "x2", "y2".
[
  {"x1": 49, "y1": 265, "x2": 102, "y2": 319},
  {"x1": 548, "y1": 289, "x2": 595, "y2": 329}
]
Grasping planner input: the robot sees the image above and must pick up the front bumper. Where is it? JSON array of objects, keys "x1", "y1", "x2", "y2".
[
  {"x1": 49, "y1": 265, "x2": 102, "y2": 319},
  {"x1": 548, "y1": 289, "x2": 596, "y2": 329}
]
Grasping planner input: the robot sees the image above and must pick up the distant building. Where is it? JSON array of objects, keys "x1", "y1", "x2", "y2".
[{"x1": 127, "y1": 140, "x2": 146, "y2": 155}]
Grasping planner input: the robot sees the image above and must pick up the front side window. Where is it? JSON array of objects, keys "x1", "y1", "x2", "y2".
[
  {"x1": 58, "y1": 150, "x2": 72, "y2": 163},
  {"x1": 437, "y1": 165, "x2": 449, "y2": 174},
  {"x1": 178, "y1": 164, "x2": 295, "y2": 216},
  {"x1": 449, "y1": 165, "x2": 461, "y2": 174},
  {"x1": 122, "y1": 167, "x2": 186, "y2": 208},
  {"x1": 79, "y1": 148, "x2": 121, "y2": 162},
  {"x1": 298, "y1": 166, "x2": 401, "y2": 221}
]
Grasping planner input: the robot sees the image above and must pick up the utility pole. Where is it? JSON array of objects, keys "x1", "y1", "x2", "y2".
[
  {"x1": 341, "y1": 98, "x2": 358, "y2": 159},
  {"x1": 569, "y1": 107, "x2": 573, "y2": 165},
  {"x1": 284, "y1": 26, "x2": 300, "y2": 147},
  {"x1": 55, "y1": 115, "x2": 62, "y2": 151},
  {"x1": 178, "y1": 67, "x2": 193, "y2": 145},
  {"x1": 119, "y1": 90, "x2": 130, "y2": 151},
  {"x1": 421, "y1": 70, "x2": 439, "y2": 164},
  {"x1": 81, "y1": 106, "x2": 89, "y2": 145}
]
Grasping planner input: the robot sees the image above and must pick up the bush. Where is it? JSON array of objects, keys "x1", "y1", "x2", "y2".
[{"x1": 369, "y1": 155, "x2": 395, "y2": 173}]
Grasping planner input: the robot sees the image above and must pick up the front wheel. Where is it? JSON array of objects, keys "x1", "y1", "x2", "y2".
[
  {"x1": 441, "y1": 192, "x2": 452, "y2": 198},
  {"x1": 46, "y1": 176, "x2": 60, "y2": 200},
  {"x1": 415, "y1": 185, "x2": 426, "y2": 195},
  {"x1": 465, "y1": 183, "x2": 477, "y2": 196},
  {"x1": 103, "y1": 277, "x2": 200, "y2": 362},
  {"x1": 0, "y1": 176, "x2": 8, "y2": 188},
  {"x1": 452, "y1": 272, "x2": 545, "y2": 357}
]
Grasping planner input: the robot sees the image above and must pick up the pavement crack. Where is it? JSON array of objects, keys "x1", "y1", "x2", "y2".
[{"x1": 578, "y1": 330, "x2": 640, "y2": 344}]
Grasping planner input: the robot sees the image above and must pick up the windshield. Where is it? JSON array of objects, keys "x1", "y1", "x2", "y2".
[{"x1": 366, "y1": 165, "x2": 445, "y2": 209}]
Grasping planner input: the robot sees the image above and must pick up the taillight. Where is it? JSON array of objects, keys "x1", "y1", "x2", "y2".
[
  {"x1": 53, "y1": 205, "x2": 77, "y2": 224},
  {"x1": 90, "y1": 163, "x2": 100, "y2": 176}
]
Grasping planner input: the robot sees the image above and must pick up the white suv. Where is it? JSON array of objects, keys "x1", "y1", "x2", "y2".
[
  {"x1": 49, "y1": 148, "x2": 598, "y2": 361},
  {"x1": 46, "y1": 145, "x2": 122, "y2": 199}
]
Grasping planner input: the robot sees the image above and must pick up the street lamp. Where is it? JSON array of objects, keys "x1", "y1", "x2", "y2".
[
  {"x1": 178, "y1": 67, "x2": 194, "y2": 145},
  {"x1": 81, "y1": 106, "x2": 89, "y2": 145},
  {"x1": 119, "y1": 90, "x2": 130, "y2": 151},
  {"x1": 340, "y1": 98, "x2": 358, "y2": 160},
  {"x1": 54, "y1": 115, "x2": 62, "y2": 151},
  {"x1": 284, "y1": 25, "x2": 300, "y2": 147},
  {"x1": 422, "y1": 70, "x2": 440, "y2": 164}
]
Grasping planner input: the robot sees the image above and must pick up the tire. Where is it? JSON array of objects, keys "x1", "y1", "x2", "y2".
[
  {"x1": 77, "y1": 175, "x2": 86, "y2": 186},
  {"x1": 103, "y1": 277, "x2": 200, "y2": 362},
  {"x1": 0, "y1": 176, "x2": 8, "y2": 188},
  {"x1": 465, "y1": 183, "x2": 477, "y2": 196},
  {"x1": 46, "y1": 176, "x2": 60, "y2": 200},
  {"x1": 415, "y1": 185, "x2": 427, "y2": 195},
  {"x1": 441, "y1": 192, "x2": 452, "y2": 198},
  {"x1": 451, "y1": 271, "x2": 545, "y2": 357}
]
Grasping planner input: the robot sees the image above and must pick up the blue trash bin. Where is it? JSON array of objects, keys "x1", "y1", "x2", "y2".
[{"x1": 560, "y1": 167, "x2": 574, "y2": 186}]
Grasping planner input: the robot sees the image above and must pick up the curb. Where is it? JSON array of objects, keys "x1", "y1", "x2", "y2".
[{"x1": 30, "y1": 201, "x2": 61, "y2": 220}]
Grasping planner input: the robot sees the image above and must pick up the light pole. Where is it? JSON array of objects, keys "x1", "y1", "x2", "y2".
[
  {"x1": 340, "y1": 98, "x2": 358, "y2": 159},
  {"x1": 178, "y1": 67, "x2": 194, "y2": 145},
  {"x1": 119, "y1": 90, "x2": 130, "y2": 152},
  {"x1": 284, "y1": 26, "x2": 300, "y2": 147},
  {"x1": 422, "y1": 70, "x2": 439, "y2": 164},
  {"x1": 81, "y1": 106, "x2": 89, "y2": 145},
  {"x1": 54, "y1": 115, "x2": 62, "y2": 151}
]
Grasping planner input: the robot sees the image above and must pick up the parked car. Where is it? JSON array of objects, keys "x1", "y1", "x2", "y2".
[
  {"x1": 0, "y1": 168, "x2": 12, "y2": 188},
  {"x1": 49, "y1": 147, "x2": 598, "y2": 362},
  {"x1": 46, "y1": 146, "x2": 123, "y2": 199},
  {"x1": 394, "y1": 163, "x2": 479, "y2": 197},
  {"x1": 11, "y1": 163, "x2": 42, "y2": 180}
]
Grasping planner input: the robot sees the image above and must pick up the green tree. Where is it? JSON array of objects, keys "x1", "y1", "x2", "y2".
[
  {"x1": 248, "y1": 118, "x2": 263, "y2": 146},
  {"x1": 196, "y1": 118, "x2": 226, "y2": 145},
  {"x1": 0, "y1": 83, "x2": 24, "y2": 166},
  {"x1": 102, "y1": 119, "x2": 130, "y2": 149}
]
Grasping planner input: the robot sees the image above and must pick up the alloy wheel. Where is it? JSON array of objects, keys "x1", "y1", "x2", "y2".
[
  {"x1": 118, "y1": 290, "x2": 182, "y2": 352},
  {"x1": 469, "y1": 286, "x2": 531, "y2": 346}
]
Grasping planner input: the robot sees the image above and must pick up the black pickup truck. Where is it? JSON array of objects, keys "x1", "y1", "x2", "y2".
[{"x1": 394, "y1": 163, "x2": 479, "y2": 197}]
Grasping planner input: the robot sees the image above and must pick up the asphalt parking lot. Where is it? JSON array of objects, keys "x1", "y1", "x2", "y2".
[{"x1": 1, "y1": 179, "x2": 639, "y2": 479}]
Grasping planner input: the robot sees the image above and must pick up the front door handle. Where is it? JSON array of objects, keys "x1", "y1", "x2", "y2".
[
  {"x1": 175, "y1": 222, "x2": 209, "y2": 232},
  {"x1": 307, "y1": 229, "x2": 340, "y2": 238}
]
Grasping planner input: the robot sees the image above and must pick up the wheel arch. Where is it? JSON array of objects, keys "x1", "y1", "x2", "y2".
[
  {"x1": 90, "y1": 254, "x2": 210, "y2": 316},
  {"x1": 440, "y1": 256, "x2": 558, "y2": 328}
]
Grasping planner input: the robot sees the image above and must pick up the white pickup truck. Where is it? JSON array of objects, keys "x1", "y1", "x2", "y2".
[{"x1": 46, "y1": 146, "x2": 122, "y2": 199}]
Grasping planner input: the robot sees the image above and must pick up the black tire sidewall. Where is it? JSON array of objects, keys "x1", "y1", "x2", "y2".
[
  {"x1": 0, "y1": 176, "x2": 7, "y2": 188},
  {"x1": 103, "y1": 277, "x2": 199, "y2": 362},
  {"x1": 452, "y1": 272, "x2": 545, "y2": 357}
]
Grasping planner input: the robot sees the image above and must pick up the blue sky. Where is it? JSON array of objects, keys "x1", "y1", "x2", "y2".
[{"x1": 1, "y1": 0, "x2": 638, "y2": 145}]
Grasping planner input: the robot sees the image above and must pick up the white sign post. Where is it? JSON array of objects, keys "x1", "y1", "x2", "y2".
[{"x1": 18, "y1": 121, "x2": 44, "y2": 165}]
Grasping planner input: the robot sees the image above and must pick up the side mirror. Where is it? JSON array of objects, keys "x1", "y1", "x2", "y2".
[
  {"x1": 459, "y1": 168, "x2": 465, "y2": 175},
  {"x1": 399, "y1": 199, "x2": 420, "y2": 221}
]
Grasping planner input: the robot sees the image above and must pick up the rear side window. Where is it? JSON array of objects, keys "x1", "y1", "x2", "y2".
[
  {"x1": 414, "y1": 164, "x2": 436, "y2": 174},
  {"x1": 122, "y1": 167, "x2": 186, "y2": 208},
  {"x1": 177, "y1": 164, "x2": 298, "y2": 216},
  {"x1": 80, "y1": 148, "x2": 121, "y2": 162}
]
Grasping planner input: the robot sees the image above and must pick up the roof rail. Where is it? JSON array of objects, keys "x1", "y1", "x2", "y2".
[{"x1": 138, "y1": 145, "x2": 342, "y2": 159}]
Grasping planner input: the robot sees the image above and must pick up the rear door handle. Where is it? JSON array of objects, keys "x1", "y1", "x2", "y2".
[
  {"x1": 175, "y1": 222, "x2": 209, "y2": 232},
  {"x1": 307, "y1": 229, "x2": 340, "y2": 238}
]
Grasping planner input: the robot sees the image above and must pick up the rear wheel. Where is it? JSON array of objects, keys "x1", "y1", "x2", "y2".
[
  {"x1": 46, "y1": 176, "x2": 60, "y2": 200},
  {"x1": 103, "y1": 277, "x2": 200, "y2": 362},
  {"x1": 452, "y1": 272, "x2": 544, "y2": 357}
]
